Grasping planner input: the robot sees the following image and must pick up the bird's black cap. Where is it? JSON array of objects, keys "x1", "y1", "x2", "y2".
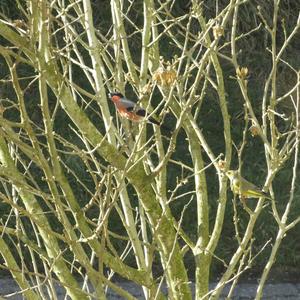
[{"x1": 108, "y1": 92, "x2": 124, "y2": 98}]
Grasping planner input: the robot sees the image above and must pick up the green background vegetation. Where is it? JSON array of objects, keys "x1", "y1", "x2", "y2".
[{"x1": 0, "y1": 0, "x2": 299, "y2": 282}]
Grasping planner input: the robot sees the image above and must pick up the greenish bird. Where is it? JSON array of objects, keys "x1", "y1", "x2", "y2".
[{"x1": 226, "y1": 170, "x2": 271, "y2": 200}]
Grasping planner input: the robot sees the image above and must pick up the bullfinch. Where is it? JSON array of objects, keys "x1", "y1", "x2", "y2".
[{"x1": 108, "y1": 92, "x2": 161, "y2": 126}]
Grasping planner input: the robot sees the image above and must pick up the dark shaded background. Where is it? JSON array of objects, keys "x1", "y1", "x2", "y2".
[{"x1": 0, "y1": 0, "x2": 299, "y2": 282}]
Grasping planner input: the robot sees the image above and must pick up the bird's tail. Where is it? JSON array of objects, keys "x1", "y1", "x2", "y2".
[
  {"x1": 246, "y1": 189, "x2": 272, "y2": 200},
  {"x1": 258, "y1": 190, "x2": 272, "y2": 200},
  {"x1": 149, "y1": 117, "x2": 172, "y2": 132},
  {"x1": 149, "y1": 116, "x2": 160, "y2": 126}
]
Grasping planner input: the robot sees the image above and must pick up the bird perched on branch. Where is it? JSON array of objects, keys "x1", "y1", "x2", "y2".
[
  {"x1": 226, "y1": 170, "x2": 271, "y2": 200},
  {"x1": 108, "y1": 92, "x2": 161, "y2": 126}
]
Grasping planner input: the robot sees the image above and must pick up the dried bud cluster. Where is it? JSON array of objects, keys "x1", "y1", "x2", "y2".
[
  {"x1": 218, "y1": 159, "x2": 226, "y2": 170},
  {"x1": 153, "y1": 58, "x2": 177, "y2": 87},
  {"x1": 249, "y1": 121, "x2": 260, "y2": 137},
  {"x1": 236, "y1": 67, "x2": 249, "y2": 80},
  {"x1": 153, "y1": 66, "x2": 177, "y2": 87},
  {"x1": 212, "y1": 24, "x2": 224, "y2": 39},
  {"x1": 12, "y1": 19, "x2": 27, "y2": 30}
]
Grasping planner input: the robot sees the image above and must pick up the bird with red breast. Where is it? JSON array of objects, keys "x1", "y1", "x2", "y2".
[{"x1": 108, "y1": 92, "x2": 161, "y2": 126}]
